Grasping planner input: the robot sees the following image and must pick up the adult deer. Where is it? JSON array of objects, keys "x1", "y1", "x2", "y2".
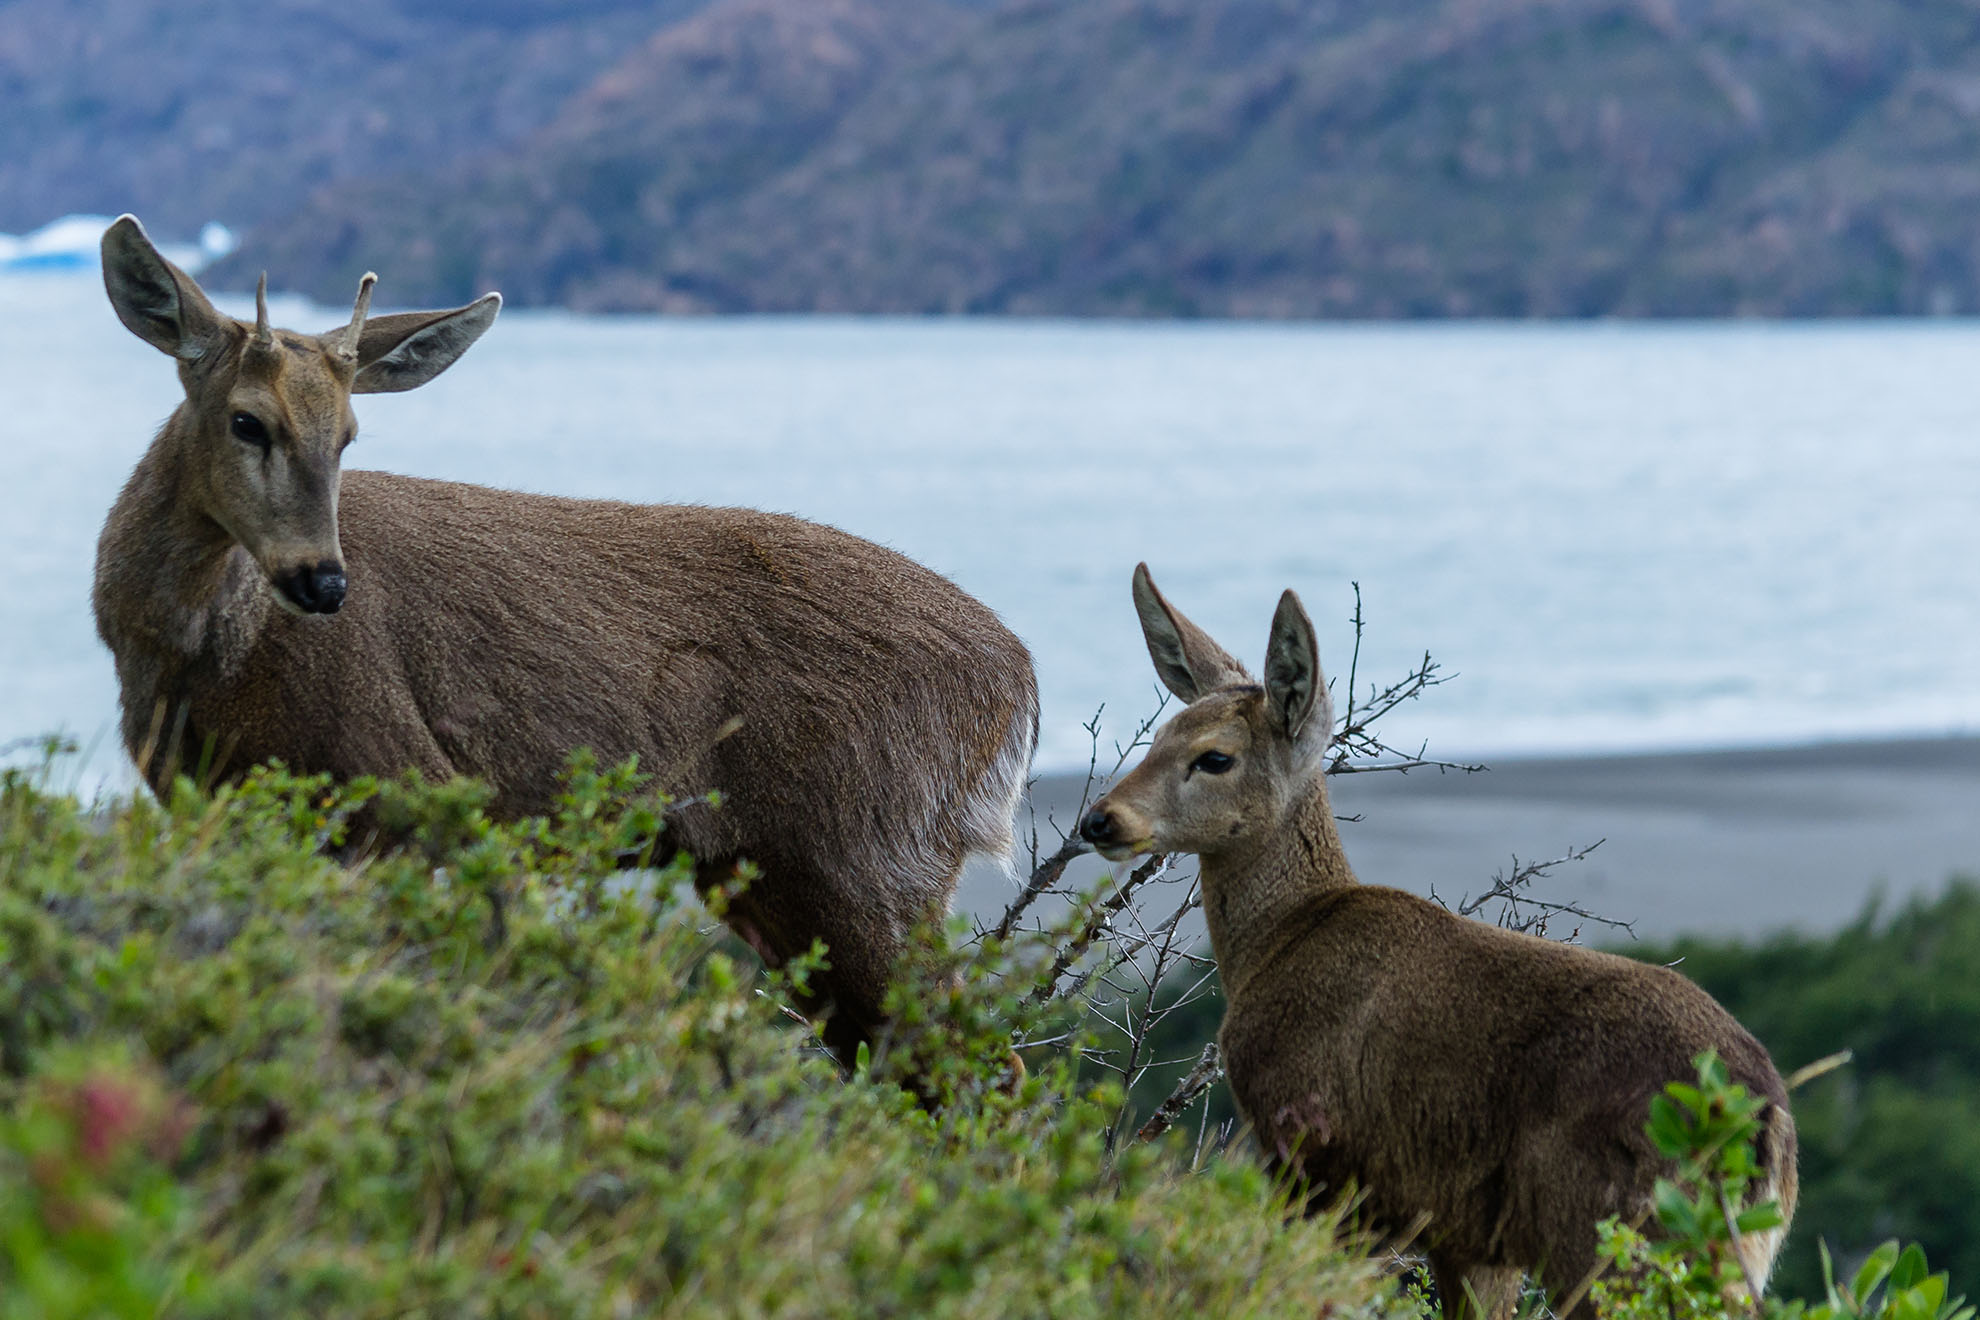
[
  {"x1": 1078, "y1": 565, "x2": 1794, "y2": 1319},
  {"x1": 93, "y1": 215, "x2": 1038, "y2": 1061}
]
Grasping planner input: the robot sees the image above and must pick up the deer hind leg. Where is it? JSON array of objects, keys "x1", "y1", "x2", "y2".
[
  {"x1": 809, "y1": 866, "x2": 997, "y2": 1090},
  {"x1": 704, "y1": 858, "x2": 905, "y2": 1071},
  {"x1": 1537, "y1": 1238, "x2": 1604, "y2": 1320},
  {"x1": 803, "y1": 925, "x2": 902, "y2": 1072},
  {"x1": 1430, "y1": 1255, "x2": 1524, "y2": 1320}
]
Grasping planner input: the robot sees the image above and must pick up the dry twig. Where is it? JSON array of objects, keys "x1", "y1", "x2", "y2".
[
  {"x1": 1137, "y1": 1043, "x2": 1224, "y2": 1142},
  {"x1": 1432, "y1": 840, "x2": 1627, "y2": 941},
  {"x1": 1328, "y1": 583, "x2": 1487, "y2": 778}
]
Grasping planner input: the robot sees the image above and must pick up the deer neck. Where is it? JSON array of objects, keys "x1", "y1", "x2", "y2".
[
  {"x1": 94, "y1": 412, "x2": 271, "y2": 680},
  {"x1": 1198, "y1": 780, "x2": 1358, "y2": 1001}
]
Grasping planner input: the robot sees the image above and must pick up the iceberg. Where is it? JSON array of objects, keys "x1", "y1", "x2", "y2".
[{"x1": 0, "y1": 214, "x2": 230, "y2": 274}]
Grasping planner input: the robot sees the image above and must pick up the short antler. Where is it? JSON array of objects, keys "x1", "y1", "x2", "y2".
[
  {"x1": 250, "y1": 272, "x2": 274, "y2": 353},
  {"x1": 337, "y1": 272, "x2": 378, "y2": 365}
]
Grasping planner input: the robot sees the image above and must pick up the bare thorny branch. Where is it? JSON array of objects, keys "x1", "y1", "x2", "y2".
[
  {"x1": 1135, "y1": 1043, "x2": 1224, "y2": 1143},
  {"x1": 972, "y1": 694, "x2": 1224, "y2": 1152},
  {"x1": 1431, "y1": 839, "x2": 1627, "y2": 942},
  {"x1": 993, "y1": 695, "x2": 1171, "y2": 942},
  {"x1": 1328, "y1": 582, "x2": 1487, "y2": 778},
  {"x1": 1072, "y1": 878, "x2": 1212, "y2": 1009},
  {"x1": 1085, "y1": 870, "x2": 1220, "y2": 1154},
  {"x1": 1027, "y1": 851, "x2": 1177, "y2": 1008}
]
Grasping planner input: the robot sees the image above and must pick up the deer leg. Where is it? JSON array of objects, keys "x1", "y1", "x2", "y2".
[
  {"x1": 1430, "y1": 1255, "x2": 1524, "y2": 1320},
  {"x1": 808, "y1": 917, "x2": 900, "y2": 1072},
  {"x1": 1428, "y1": 1253, "x2": 1468, "y2": 1320},
  {"x1": 719, "y1": 862, "x2": 900, "y2": 1072},
  {"x1": 725, "y1": 910, "x2": 784, "y2": 968},
  {"x1": 1539, "y1": 1240, "x2": 1605, "y2": 1320},
  {"x1": 1467, "y1": 1267, "x2": 1525, "y2": 1320}
]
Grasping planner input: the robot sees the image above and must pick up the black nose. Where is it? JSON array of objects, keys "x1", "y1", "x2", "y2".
[
  {"x1": 1079, "y1": 807, "x2": 1118, "y2": 847},
  {"x1": 277, "y1": 561, "x2": 347, "y2": 615}
]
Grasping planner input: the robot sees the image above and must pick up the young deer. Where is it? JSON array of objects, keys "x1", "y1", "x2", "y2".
[
  {"x1": 93, "y1": 216, "x2": 1039, "y2": 1062},
  {"x1": 1079, "y1": 565, "x2": 1795, "y2": 1319}
]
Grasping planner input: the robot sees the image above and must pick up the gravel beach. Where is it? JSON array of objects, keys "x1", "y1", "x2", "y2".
[{"x1": 959, "y1": 735, "x2": 1980, "y2": 945}]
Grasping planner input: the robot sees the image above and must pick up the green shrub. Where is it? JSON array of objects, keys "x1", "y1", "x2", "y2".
[
  {"x1": 0, "y1": 757, "x2": 1396, "y2": 1319},
  {"x1": 1594, "y1": 1055, "x2": 1972, "y2": 1320},
  {"x1": 1627, "y1": 886, "x2": 1980, "y2": 1298}
]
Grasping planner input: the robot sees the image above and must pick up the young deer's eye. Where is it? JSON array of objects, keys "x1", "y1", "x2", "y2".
[
  {"x1": 1189, "y1": 751, "x2": 1235, "y2": 776},
  {"x1": 230, "y1": 412, "x2": 270, "y2": 450}
]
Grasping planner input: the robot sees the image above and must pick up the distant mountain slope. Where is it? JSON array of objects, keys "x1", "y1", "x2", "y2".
[
  {"x1": 15, "y1": 0, "x2": 1980, "y2": 315},
  {"x1": 218, "y1": 0, "x2": 970, "y2": 308},
  {"x1": 0, "y1": 0, "x2": 709, "y2": 235}
]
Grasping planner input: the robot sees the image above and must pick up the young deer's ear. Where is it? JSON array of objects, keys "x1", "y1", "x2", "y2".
[
  {"x1": 349, "y1": 293, "x2": 502, "y2": 395},
  {"x1": 1131, "y1": 562, "x2": 1249, "y2": 702},
  {"x1": 1263, "y1": 589, "x2": 1330, "y2": 743},
  {"x1": 100, "y1": 215, "x2": 230, "y2": 362}
]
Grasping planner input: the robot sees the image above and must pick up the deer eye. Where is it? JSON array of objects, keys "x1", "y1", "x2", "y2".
[
  {"x1": 1190, "y1": 751, "x2": 1235, "y2": 776},
  {"x1": 230, "y1": 412, "x2": 270, "y2": 450}
]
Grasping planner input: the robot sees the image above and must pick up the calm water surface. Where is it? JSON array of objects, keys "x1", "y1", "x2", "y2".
[{"x1": 4, "y1": 270, "x2": 1978, "y2": 784}]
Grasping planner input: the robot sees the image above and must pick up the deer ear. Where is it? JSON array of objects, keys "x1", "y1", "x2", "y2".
[
  {"x1": 1131, "y1": 563, "x2": 1249, "y2": 702},
  {"x1": 349, "y1": 293, "x2": 501, "y2": 394},
  {"x1": 100, "y1": 215, "x2": 229, "y2": 362},
  {"x1": 1263, "y1": 589, "x2": 1330, "y2": 743}
]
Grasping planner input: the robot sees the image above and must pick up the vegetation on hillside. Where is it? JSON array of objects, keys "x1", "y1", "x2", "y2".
[
  {"x1": 0, "y1": 0, "x2": 713, "y2": 238},
  {"x1": 217, "y1": 0, "x2": 1980, "y2": 318},
  {"x1": 4, "y1": 737, "x2": 1973, "y2": 1316},
  {"x1": 0, "y1": 751, "x2": 1392, "y2": 1318}
]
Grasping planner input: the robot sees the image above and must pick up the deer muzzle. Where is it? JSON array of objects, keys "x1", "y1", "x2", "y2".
[
  {"x1": 273, "y1": 560, "x2": 348, "y2": 615},
  {"x1": 1080, "y1": 803, "x2": 1151, "y2": 861}
]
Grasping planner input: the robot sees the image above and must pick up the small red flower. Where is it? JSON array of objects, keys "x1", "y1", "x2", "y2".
[{"x1": 73, "y1": 1075, "x2": 145, "y2": 1170}]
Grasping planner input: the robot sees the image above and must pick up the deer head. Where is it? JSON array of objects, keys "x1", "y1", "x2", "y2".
[
  {"x1": 1081, "y1": 563, "x2": 1335, "y2": 861},
  {"x1": 100, "y1": 215, "x2": 500, "y2": 615}
]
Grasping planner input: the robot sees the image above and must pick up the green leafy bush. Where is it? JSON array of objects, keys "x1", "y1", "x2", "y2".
[
  {"x1": 1592, "y1": 1052, "x2": 1790, "y2": 1320},
  {"x1": 0, "y1": 757, "x2": 1396, "y2": 1319},
  {"x1": 1628, "y1": 886, "x2": 1980, "y2": 1298},
  {"x1": 1594, "y1": 1055, "x2": 1971, "y2": 1320}
]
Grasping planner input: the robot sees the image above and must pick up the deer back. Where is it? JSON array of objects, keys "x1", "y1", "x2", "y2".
[{"x1": 1219, "y1": 882, "x2": 1789, "y2": 1257}]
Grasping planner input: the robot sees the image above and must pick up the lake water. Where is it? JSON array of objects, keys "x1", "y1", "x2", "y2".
[{"x1": 4, "y1": 268, "x2": 1979, "y2": 786}]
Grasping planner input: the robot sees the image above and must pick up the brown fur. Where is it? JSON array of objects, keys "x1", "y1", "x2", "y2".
[
  {"x1": 1083, "y1": 565, "x2": 1796, "y2": 1318},
  {"x1": 92, "y1": 217, "x2": 1039, "y2": 1062}
]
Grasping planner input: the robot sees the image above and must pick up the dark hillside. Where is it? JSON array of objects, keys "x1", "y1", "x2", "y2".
[
  {"x1": 0, "y1": 0, "x2": 709, "y2": 235},
  {"x1": 220, "y1": 0, "x2": 972, "y2": 308},
  {"x1": 10, "y1": 0, "x2": 1980, "y2": 315}
]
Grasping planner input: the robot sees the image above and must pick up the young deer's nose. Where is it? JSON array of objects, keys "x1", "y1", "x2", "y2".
[
  {"x1": 277, "y1": 561, "x2": 348, "y2": 615},
  {"x1": 1079, "y1": 806, "x2": 1119, "y2": 847}
]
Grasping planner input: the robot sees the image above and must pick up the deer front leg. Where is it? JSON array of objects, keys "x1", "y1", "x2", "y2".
[{"x1": 1430, "y1": 1254, "x2": 1524, "y2": 1320}]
